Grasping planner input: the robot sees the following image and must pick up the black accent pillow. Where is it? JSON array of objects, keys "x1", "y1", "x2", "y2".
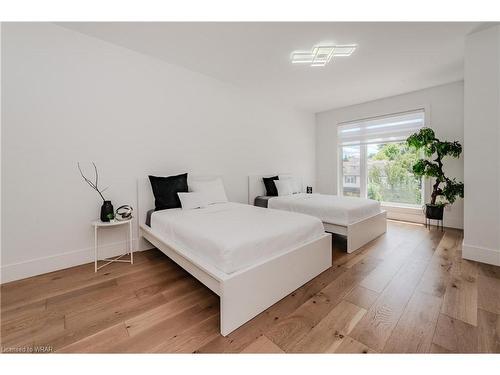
[
  {"x1": 148, "y1": 173, "x2": 188, "y2": 210},
  {"x1": 263, "y1": 176, "x2": 279, "y2": 196}
]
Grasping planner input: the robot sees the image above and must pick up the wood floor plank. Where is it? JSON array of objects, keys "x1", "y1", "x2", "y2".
[
  {"x1": 48, "y1": 262, "x2": 180, "y2": 317},
  {"x1": 56, "y1": 323, "x2": 130, "y2": 353},
  {"x1": 0, "y1": 299, "x2": 47, "y2": 324},
  {"x1": 477, "y1": 262, "x2": 500, "y2": 280},
  {"x1": 264, "y1": 291, "x2": 337, "y2": 352},
  {"x1": 241, "y1": 335, "x2": 285, "y2": 353},
  {"x1": 349, "y1": 256, "x2": 431, "y2": 351},
  {"x1": 418, "y1": 230, "x2": 462, "y2": 298},
  {"x1": 441, "y1": 251, "x2": 478, "y2": 326},
  {"x1": 334, "y1": 336, "x2": 376, "y2": 353},
  {"x1": 1, "y1": 308, "x2": 65, "y2": 349},
  {"x1": 125, "y1": 287, "x2": 210, "y2": 337},
  {"x1": 115, "y1": 262, "x2": 182, "y2": 290},
  {"x1": 153, "y1": 312, "x2": 220, "y2": 353},
  {"x1": 358, "y1": 239, "x2": 419, "y2": 293},
  {"x1": 432, "y1": 313, "x2": 478, "y2": 353},
  {"x1": 411, "y1": 228, "x2": 446, "y2": 260},
  {"x1": 1, "y1": 256, "x2": 162, "y2": 312},
  {"x1": 110, "y1": 302, "x2": 219, "y2": 353},
  {"x1": 477, "y1": 309, "x2": 500, "y2": 353},
  {"x1": 44, "y1": 293, "x2": 168, "y2": 350},
  {"x1": 45, "y1": 279, "x2": 118, "y2": 305},
  {"x1": 134, "y1": 273, "x2": 189, "y2": 300},
  {"x1": 383, "y1": 291, "x2": 442, "y2": 353},
  {"x1": 45, "y1": 280, "x2": 131, "y2": 316},
  {"x1": 265, "y1": 257, "x2": 380, "y2": 352},
  {"x1": 336, "y1": 235, "x2": 387, "y2": 268},
  {"x1": 343, "y1": 286, "x2": 379, "y2": 310},
  {"x1": 342, "y1": 228, "x2": 407, "y2": 269},
  {"x1": 161, "y1": 276, "x2": 205, "y2": 301},
  {"x1": 429, "y1": 343, "x2": 452, "y2": 353},
  {"x1": 289, "y1": 300, "x2": 366, "y2": 353},
  {"x1": 477, "y1": 274, "x2": 500, "y2": 315},
  {"x1": 64, "y1": 292, "x2": 161, "y2": 331},
  {"x1": 357, "y1": 226, "x2": 439, "y2": 295}
]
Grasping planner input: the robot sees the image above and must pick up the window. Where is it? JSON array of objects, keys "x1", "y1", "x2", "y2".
[
  {"x1": 338, "y1": 110, "x2": 425, "y2": 207},
  {"x1": 344, "y1": 176, "x2": 357, "y2": 184},
  {"x1": 342, "y1": 146, "x2": 360, "y2": 197}
]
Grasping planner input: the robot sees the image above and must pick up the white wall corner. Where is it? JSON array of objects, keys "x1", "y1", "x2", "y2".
[
  {"x1": 463, "y1": 25, "x2": 500, "y2": 266},
  {"x1": 462, "y1": 240, "x2": 500, "y2": 266}
]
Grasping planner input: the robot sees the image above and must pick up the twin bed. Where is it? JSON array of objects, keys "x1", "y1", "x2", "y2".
[
  {"x1": 249, "y1": 175, "x2": 387, "y2": 253},
  {"x1": 138, "y1": 173, "x2": 386, "y2": 336}
]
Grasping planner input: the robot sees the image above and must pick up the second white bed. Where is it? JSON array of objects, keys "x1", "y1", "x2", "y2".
[
  {"x1": 265, "y1": 193, "x2": 386, "y2": 253},
  {"x1": 248, "y1": 174, "x2": 387, "y2": 253},
  {"x1": 267, "y1": 193, "x2": 381, "y2": 226}
]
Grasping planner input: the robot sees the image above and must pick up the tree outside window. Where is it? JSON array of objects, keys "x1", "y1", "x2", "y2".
[{"x1": 367, "y1": 142, "x2": 422, "y2": 205}]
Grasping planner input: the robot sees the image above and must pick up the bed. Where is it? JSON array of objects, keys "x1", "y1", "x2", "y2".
[
  {"x1": 248, "y1": 174, "x2": 386, "y2": 253},
  {"x1": 137, "y1": 176, "x2": 332, "y2": 336}
]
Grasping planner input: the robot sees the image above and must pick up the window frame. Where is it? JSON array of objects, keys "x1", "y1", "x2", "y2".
[{"x1": 337, "y1": 109, "x2": 427, "y2": 208}]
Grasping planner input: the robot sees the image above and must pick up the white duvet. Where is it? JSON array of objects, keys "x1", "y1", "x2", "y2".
[
  {"x1": 268, "y1": 193, "x2": 381, "y2": 226},
  {"x1": 150, "y1": 202, "x2": 324, "y2": 274}
]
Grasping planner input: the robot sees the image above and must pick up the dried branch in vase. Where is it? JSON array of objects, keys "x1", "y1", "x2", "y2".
[{"x1": 77, "y1": 162, "x2": 108, "y2": 202}]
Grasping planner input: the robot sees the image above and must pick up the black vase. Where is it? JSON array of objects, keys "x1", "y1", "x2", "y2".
[{"x1": 100, "y1": 200, "x2": 114, "y2": 222}]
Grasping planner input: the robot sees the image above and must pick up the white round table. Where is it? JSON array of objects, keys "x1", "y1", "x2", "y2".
[{"x1": 91, "y1": 219, "x2": 134, "y2": 272}]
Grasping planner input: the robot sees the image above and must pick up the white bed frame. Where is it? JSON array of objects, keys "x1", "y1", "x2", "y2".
[
  {"x1": 137, "y1": 177, "x2": 332, "y2": 336},
  {"x1": 248, "y1": 174, "x2": 387, "y2": 253}
]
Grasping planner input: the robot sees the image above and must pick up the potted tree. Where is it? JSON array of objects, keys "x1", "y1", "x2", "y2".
[{"x1": 406, "y1": 128, "x2": 464, "y2": 222}]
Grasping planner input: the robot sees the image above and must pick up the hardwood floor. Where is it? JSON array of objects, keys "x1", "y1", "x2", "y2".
[{"x1": 1, "y1": 221, "x2": 499, "y2": 353}]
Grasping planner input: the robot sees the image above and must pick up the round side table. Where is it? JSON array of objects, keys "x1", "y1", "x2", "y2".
[{"x1": 91, "y1": 219, "x2": 134, "y2": 272}]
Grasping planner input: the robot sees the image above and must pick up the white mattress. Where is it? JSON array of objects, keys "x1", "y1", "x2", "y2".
[
  {"x1": 268, "y1": 193, "x2": 381, "y2": 226},
  {"x1": 150, "y1": 202, "x2": 324, "y2": 274}
]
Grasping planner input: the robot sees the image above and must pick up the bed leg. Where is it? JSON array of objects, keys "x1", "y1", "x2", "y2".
[{"x1": 220, "y1": 297, "x2": 236, "y2": 337}]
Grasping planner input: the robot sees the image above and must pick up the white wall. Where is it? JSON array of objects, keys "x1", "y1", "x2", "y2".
[
  {"x1": 316, "y1": 81, "x2": 465, "y2": 229},
  {"x1": 1, "y1": 23, "x2": 316, "y2": 282},
  {"x1": 462, "y1": 26, "x2": 500, "y2": 266}
]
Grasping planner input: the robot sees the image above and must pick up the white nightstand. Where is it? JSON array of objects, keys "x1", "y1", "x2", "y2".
[{"x1": 92, "y1": 219, "x2": 134, "y2": 272}]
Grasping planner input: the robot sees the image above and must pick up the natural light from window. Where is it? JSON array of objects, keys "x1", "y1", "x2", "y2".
[{"x1": 339, "y1": 110, "x2": 425, "y2": 207}]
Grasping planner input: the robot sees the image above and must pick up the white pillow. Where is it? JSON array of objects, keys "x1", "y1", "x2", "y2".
[
  {"x1": 274, "y1": 180, "x2": 294, "y2": 196},
  {"x1": 189, "y1": 178, "x2": 228, "y2": 205},
  {"x1": 177, "y1": 192, "x2": 207, "y2": 210},
  {"x1": 278, "y1": 175, "x2": 301, "y2": 194}
]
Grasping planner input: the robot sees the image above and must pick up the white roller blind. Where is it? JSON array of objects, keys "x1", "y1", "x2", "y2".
[{"x1": 338, "y1": 109, "x2": 425, "y2": 146}]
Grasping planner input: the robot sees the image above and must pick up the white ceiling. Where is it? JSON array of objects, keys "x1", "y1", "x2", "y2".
[{"x1": 59, "y1": 22, "x2": 483, "y2": 112}]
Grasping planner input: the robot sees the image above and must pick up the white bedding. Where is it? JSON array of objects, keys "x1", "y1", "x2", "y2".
[
  {"x1": 150, "y1": 202, "x2": 324, "y2": 274},
  {"x1": 268, "y1": 193, "x2": 381, "y2": 226}
]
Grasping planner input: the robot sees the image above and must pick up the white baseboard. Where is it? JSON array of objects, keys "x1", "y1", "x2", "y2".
[
  {"x1": 383, "y1": 205, "x2": 463, "y2": 229},
  {"x1": 442, "y1": 217, "x2": 464, "y2": 230},
  {"x1": 0, "y1": 238, "x2": 153, "y2": 284},
  {"x1": 386, "y1": 210, "x2": 424, "y2": 224},
  {"x1": 462, "y1": 241, "x2": 500, "y2": 266}
]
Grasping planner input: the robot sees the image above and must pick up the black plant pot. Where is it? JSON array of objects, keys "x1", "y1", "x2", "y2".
[
  {"x1": 425, "y1": 204, "x2": 444, "y2": 220},
  {"x1": 100, "y1": 200, "x2": 115, "y2": 222}
]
